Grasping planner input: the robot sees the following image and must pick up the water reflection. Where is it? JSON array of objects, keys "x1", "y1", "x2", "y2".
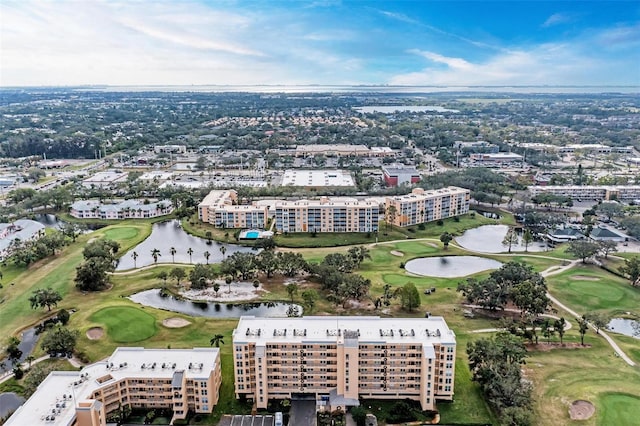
[
  {"x1": 116, "y1": 220, "x2": 256, "y2": 270},
  {"x1": 129, "y1": 289, "x2": 301, "y2": 318},
  {"x1": 456, "y1": 224, "x2": 548, "y2": 253},
  {"x1": 607, "y1": 318, "x2": 640, "y2": 339},
  {"x1": 405, "y1": 256, "x2": 502, "y2": 278}
]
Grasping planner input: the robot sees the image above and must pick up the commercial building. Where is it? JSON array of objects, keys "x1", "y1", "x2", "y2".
[
  {"x1": 198, "y1": 189, "x2": 268, "y2": 229},
  {"x1": 232, "y1": 316, "x2": 456, "y2": 412},
  {"x1": 5, "y1": 347, "x2": 221, "y2": 426},
  {"x1": 294, "y1": 144, "x2": 371, "y2": 158},
  {"x1": 0, "y1": 219, "x2": 46, "y2": 259},
  {"x1": 154, "y1": 145, "x2": 187, "y2": 154},
  {"x1": 70, "y1": 199, "x2": 173, "y2": 220},
  {"x1": 454, "y1": 141, "x2": 499, "y2": 153},
  {"x1": 385, "y1": 187, "x2": 470, "y2": 228},
  {"x1": 275, "y1": 197, "x2": 379, "y2": 233},
  {"x1": 528, "y1": 185, "x2": 640, "y2": 201},
  {"x1": 382, "y1": 165, "x2": 421, "y2": 187},
  {"x1": 469, "y1": 152, "x2": 523, "y2": 166},
  {"x1": 281, "y1": 170, "x2": 355, "y2": 188},
  {"x1": 81, "y1": 171, "x2": 128, "y2": 188}
]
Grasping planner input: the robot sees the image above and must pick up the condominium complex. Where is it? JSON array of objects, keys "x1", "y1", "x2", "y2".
[
  {"x1": 6, "y1": 347, "x2": 221, "y2": 426},
  {"x1": 232, "y1": 316, "x2": 456, "y2": 412},
  {"x1": 70, "y1": 199, "x2": 173, "y2": 220},
  {"x1": 274, "y1": 197, "x2": 379, "y2": 233},
  {"x1": 198, "y1": 189, "x2": 268, "y2": 229},
  {"x1": 385, "y1": 187, "x2": 470, "y2": 227},
  {"x1": 529, "y1": 185, "x2": 640, "y2": 201}
]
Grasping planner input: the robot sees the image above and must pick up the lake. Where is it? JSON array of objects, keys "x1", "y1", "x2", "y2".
[
  {"x1": 404, "y1": 256, "x2": 503, "y2": 278},
  {"x1": 129, "y1": 289, "x2": 302, "y2": 318},
  {"x1": 116, "y1": 220, "x2": 256, "y2": 270},
  {"x1": 456, "y1": 224, "x2": 549, "y2": 253},
  {"x1": 0, "y1": 392, "x2": 25, "y2": 418},
  {"x1": 607, "y1": 318, "x2": 640, "y2": 339}
]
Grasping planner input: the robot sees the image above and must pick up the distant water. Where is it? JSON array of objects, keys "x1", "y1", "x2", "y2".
[{"x1": 77, "y1": 85, "x2": 640, "y2": 94}]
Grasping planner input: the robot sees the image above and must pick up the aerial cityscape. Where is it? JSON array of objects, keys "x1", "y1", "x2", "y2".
[{"x1": 0, "y1": 1, "x2": 639, "y2": 426}]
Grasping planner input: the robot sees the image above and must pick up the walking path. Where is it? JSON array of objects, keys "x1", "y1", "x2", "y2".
[{"x1": 0, "y1": 355, "x2": 83, "y2": 385}]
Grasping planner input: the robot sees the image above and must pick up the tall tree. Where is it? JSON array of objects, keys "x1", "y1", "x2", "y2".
[
  {"x1": 399, "y1": 282, "x2": 421, "y2": 312},
  {"x1": 286, "y1": 283, "x2": 299, "y2": 303},
  {"x1": 440, "y1": 232, "x2": 453, "y2": 250},
  {"x1": 170, "y1": 267, "x2": 186, "y2": 286},
  {"x1": 170, "y1": 247, "x2": 177, "y2": 263},
  {"x1": 29, "y1": 288, "x2": 63, "y2": 311},
  {"x1": 554, "y1": 318, "x2": 566, "y2": 345},
  {"x1": 301, "y1": 289, "x2": 319, "y2": 313},
  {"x1": 597, "y1": 240, "x2": 618, "y2": 259},
  {"x1": 204, "y1": 251, "x2": 211, "y2": 264},
  {"x1": 502, "y1": 227, "x2": 518, "y2": 253},
  {"x1": 40, "y1": 326, "x2": 79, "y2": 356},
  {"x1": 187, "y1": 247, "x2": 194, "y2": 263},
  {"x1": 522, "y1": 229, "x2": 533, "y2": 252},
  {"x1": 577, "y1": 316, "x2": 589, "y2": 345},
  {"x1": 566, "y1": 240, "x2": 600, "y2": 263},
  {"x1": 619, "y1": 256, "x2": 640, "y2": 286},
  {"x1": 131, "y1": 251, "x2": 139, "y2": 268},
  {"x1": 219, "y1": 245, "x2": 227, "y2": 260}
]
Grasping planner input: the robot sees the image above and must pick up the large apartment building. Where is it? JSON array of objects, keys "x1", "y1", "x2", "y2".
[
  {"x1": 232, "y1": 316, "x2": 456, "y2": 412},
  {"x1": 6, "y1": 347, "x2": 221, "y2": 426},
  {"x1": 529, "y1": 185, "x2": 640, "y2": 201},
  {"x1": 274, "y1": 197, "x2": 379, "y2": 233},
  {"x1": 198, "y1": 189, "x2": 268, "y2": 229},
  {"x1": 385, "y1": 187, "x2": 470, "y2": 227}
]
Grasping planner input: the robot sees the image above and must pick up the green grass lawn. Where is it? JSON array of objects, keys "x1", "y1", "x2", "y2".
[
  {"x1": 90, "y1": 306, "x2": 157, "y2": 343},
  {"x1": 597, "y1": 393, "x2": 640, "y2": 426}
]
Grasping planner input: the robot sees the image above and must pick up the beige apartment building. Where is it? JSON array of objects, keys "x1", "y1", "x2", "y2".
[
  {"x1": 274, "y1": 197, "x2": 379, "y2": 233},
  {"x1": 233, "y1": 316, "x2": 456, "y2": 412},
  {"x1": 385, "y1": 187, "x2": 470, "y2": 227},
  {"x1": 198, "y1": 189, "x2": 268, "y2": 229},
  {"x1": 5, "y1": 347, "x2": 221, "y2": 426}
]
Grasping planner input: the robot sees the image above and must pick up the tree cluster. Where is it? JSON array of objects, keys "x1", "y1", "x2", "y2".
[
  {"x1": 310, "y1": 252, "x2": 372, "y2": 309},
  {"x1": 10, "y1": 231, "x2": 66, "y2": 267},
  {"x1": 40, "y1": 325, "x2": 79, "y2": 357},
  {"x1": 74, "y1": 239, "x2": 120, "y2": 291},
  {"x1": 467, "y1": 333, "x2": 533, "y2": 426}
]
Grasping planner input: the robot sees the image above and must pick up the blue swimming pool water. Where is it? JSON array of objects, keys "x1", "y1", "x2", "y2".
[{"x1": 245, "y1": 231, "x2": 260, "y2": 239}]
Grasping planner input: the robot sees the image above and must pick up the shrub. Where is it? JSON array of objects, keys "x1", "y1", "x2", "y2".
[{"x1": 436, "y1": 219, "x2": 444, "y2": 226}]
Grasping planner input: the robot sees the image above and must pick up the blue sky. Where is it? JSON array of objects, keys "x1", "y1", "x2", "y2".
[{"x1": 1, "y1": 0, "x2": 639, "y2": 86}]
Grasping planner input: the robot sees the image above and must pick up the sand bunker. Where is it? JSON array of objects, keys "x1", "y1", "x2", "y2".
[
  {"x1": 390, "y1": 250, "x2": 404, "y2": 257},
  {"x1": 569, "y1": 400, "x2": 595, "y2": 420},
  {"x1": 162, "y1": 318, "x2": 191, "y2": 328},
  {"x1": 86, "y1": 327, "x2": 104, "y2": 340},
  {"x1": 571, "y1": 275, "x2": 601, "y2": 281}
]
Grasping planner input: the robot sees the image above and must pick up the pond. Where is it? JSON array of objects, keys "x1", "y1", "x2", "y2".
[
  {"x1": 607, "y1": 318, "x2": 640, "y2": 339},
  {"x1": 456, "y1": 224, "x2": 549, "y2": 253},
  {"x1": 116, "y1": 220, "x2": 256, "y2": 270},
  {"x1": 404, "y1": 256, "x2": 503, "y2": 278},
  {"x1": 129, "y1": 289, "x2": 302, "y2": 318},
  {"x1": 33, "y1": 214, "x2": 101, "y2": 232},
  {"x1": 0, "y1": 392, "x2": 25, "y2": 418}
]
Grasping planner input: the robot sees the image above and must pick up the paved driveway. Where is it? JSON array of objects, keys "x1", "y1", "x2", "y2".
[
  {"x1": 289, "y1": 399, "x2": 316, "y2": 426},
  {"x1": 218, "y1": 414, "x2": 275, "y2": 426}
]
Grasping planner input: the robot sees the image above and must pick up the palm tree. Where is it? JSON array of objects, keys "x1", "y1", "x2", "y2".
[
  {"x1": 219, "y1": 245, "x2": 227, "y2": 260},
  {"x1": 170, "y1": 247, "x2": 176, "y2": 263},
  {"x1": 204, "y1": 251, "x2": 210, "y2": 264},
  {"x1": 187, "y1": 248, "x2": 194, "y2": 263},
  {"x1": 440, "y1": 232, "x2": 453, "y2": 250},
  {"x1": 151, "y1": 248, "x2": 161, "y2": 264},
  {"x1": 210, "y1": 334, "x2": 224, "y2": 347},
  {"x1": 25, "y1": 355, "x2": 35, "y2": 368},
  {"x1": 131, "y1": 251, "x2": 138, "y2": 268}
]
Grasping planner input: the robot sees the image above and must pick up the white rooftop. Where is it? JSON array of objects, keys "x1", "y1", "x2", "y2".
[
  {"x1": 282, "y1": 169, "x2": 355, "y2": 187},
  {"x1": 233, "y1": 316, "x2": 456, "y2": 345},
  {"x1": 82, "y1": 171, "x2": 127, "y2": 183},
  {"x1": 5, "y1": 347, "x2": 219, "y2": 426}
]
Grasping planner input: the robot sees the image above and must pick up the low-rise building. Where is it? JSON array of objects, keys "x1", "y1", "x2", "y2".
[
  {"x1": 5, "y1": 347, "x2": 221, "y2": 426},
  {"x1": 154, "y1": 145, "x2": 187, "y2": 154},
  {"x1": 469, "y1": 152, "x2": 523, "y2": 166},
  {"x1": 385, "y1": 187, "x2": 470, "y2": 227},
  {"x1": 275, "y1": 197, "x2": 379, "y2": 233},
  {"x1": 281, "y1": 170, "x2": 355, "y2": 188},
  {"x1": 70, "y1": 199, "x2": 173, "y2": 220},
  {"x1": 528, "y1": 185, "x2": 640, "y2": 201},
  {"x1": 454, "y1": 141, "x2": 499, "y2": 153},
  {"x1": 198, "y1": 189, "x2": 268, "y2": 229},
  {"x1": 82, "y1": 171, "x2": 128, "y2": 188},
  {"x1": 590, "y1": 227, "x2": 627, "y2": 242},
  {"x1": 232, "y1": 316, "x2": 456, "y2": 412},
  {"x1": 294, "y1": 144, "x2": 371, "y2": 158},
  {"x1": 0, "y1": 219, "x2": 46, "y2": 259},
  {"x1": 382, "y1": 165, "x2": 421, "y2": 187}
]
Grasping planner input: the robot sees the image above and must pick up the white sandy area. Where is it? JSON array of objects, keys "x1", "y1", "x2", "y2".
[{"x1": 180, "y1": 280, "x2": 266, "y2": 302}]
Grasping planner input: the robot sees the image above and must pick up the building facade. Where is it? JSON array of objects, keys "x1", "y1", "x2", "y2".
[
  {"x1": 198, "y1": 189, "x2": 268, "y2": 229},
  {"x1": 528, "y1": 185, "x2": 640, "y2": 201},
  {"x1": 382, "y1": 166, "x2": 421, "y2": 187},
  {"x1": 274, "y1": 197, "x2": 379, "y2": 233},
  {"x1": 232, "y1": 316, "x2": 456, "y2": 412},
  {"x1": 70, "y1": 199, "x2": 173, "y2": 220},
  {"x1": 6, "y1": 347, "x2": 221, "y2": 426},
  {"x1": 385, "y1": 187, "x2": 470, "y2": 227}
]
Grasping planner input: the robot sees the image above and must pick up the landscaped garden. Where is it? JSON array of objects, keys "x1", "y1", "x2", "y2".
[{"x1": 1, "y1": 217, "x2": 639, "y2": 425}]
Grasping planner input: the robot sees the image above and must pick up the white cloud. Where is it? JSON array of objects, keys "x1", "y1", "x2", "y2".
[{"x1": 542, "y1": 13, "x2": 575, "y2": 28}]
